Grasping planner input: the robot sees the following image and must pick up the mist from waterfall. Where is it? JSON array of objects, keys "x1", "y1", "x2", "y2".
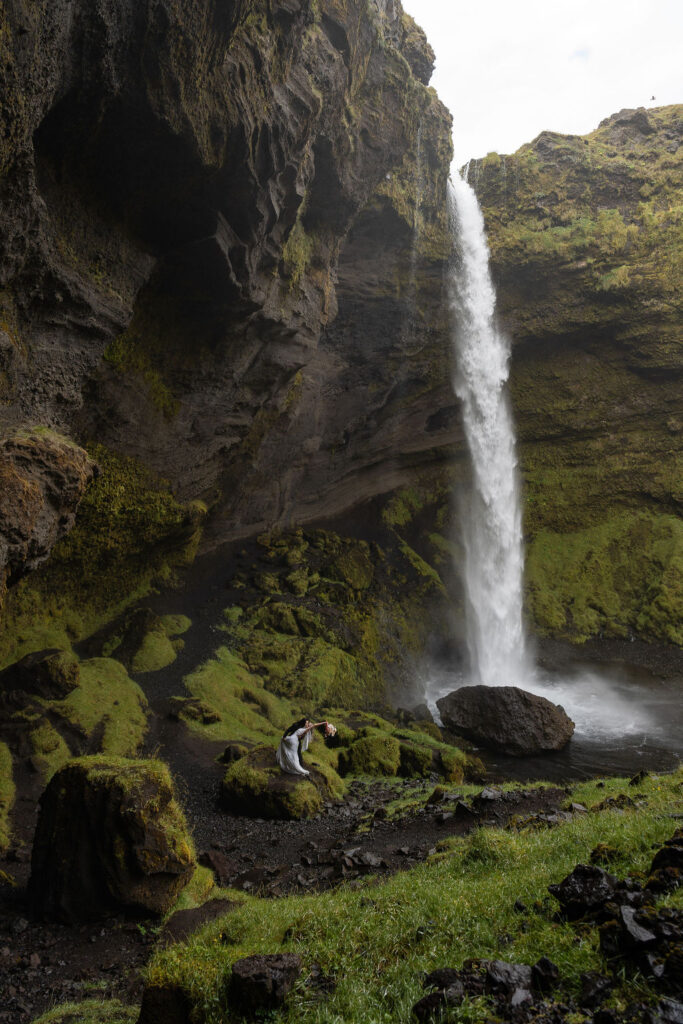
[{"x1": 447, "y1": 171, "x2": 530, "y2": 688}]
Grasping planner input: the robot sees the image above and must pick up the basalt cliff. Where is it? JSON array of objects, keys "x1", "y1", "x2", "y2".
[
  {"x1": 472, "y1": 105, "x2": 682, "y2": 646},
  {"x1": 0, "y1": 1, "x2": 680, "y2": 707}
]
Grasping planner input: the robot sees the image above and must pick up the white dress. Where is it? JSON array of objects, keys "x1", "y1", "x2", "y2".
[{"x1": 276, "y1": 727, "x2": 311, "y2": 776}]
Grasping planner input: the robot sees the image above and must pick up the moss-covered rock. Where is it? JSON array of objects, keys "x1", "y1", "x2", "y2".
[
  {"x1": 338, "y1": 729, "x2": 401, "y2": 777},
  {"x1": 0, "y1": 741, "x2": 15, "y2": 852},
  {"x1": 221, "y1": 745, "x2": 343, "y2": 820},
  {"x1": 0, "y1": 445, "x2": 204, "y2": 668},
  {"x1": 473, "y1": 105, "x2": 683, "y2": 645},
  {"x1": 29, "y1": 757, "x2": 195, "y2": 921}
]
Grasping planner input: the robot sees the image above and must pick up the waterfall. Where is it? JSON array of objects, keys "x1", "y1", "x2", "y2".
[{"x1": 448, "y1": 171, "x2": 530, "y2": 687}]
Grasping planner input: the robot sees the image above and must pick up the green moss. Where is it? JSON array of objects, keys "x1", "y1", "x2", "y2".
[
  {"x1": 29, "y1": 721, "x2": 71, "y2": 779},
  {"x1": 333, "y1": 544, "x2": 374, "y2": 589},
  {"x1": 62, "y1": 659, "x2": 149, "y2": 757},
  {"x1": 526, "y1": 511, "x2": 683, "y2": 644},
  {"x1": 179, "y1": 647, "x2": 298, "y2": 745},
  {"x1": 281, "y1": 218, "x2": 315, "y2": 289},
  {"x1": 30, "y1": 1000, "x2": 138, "y2": 1024},
  {"x1": 0, "y1": 742, "x2": 15, "y2": 852},
  {"x1": 0, "y1": 444, "x2": 203, "y2": 667},
  {"x1": 382, "y1": 487, "x2": 425, "y2": 528},
  {"x1": 338, "y1": 729, "x2": 401, "y2": 777},
  {"x1": 167, "y1": 866, "x2": 217, "y2": 919},
  {"x1": 398, "y1": 741, "x2": 432, "y2": 778},
  {"x1": 221, "y1": 746, "x2": 328, "y2": 820}
]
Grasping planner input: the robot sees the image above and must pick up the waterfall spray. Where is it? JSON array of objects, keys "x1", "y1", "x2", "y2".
[{"x1": 448, "y1": 172, "x2": 530, "y2": 687}]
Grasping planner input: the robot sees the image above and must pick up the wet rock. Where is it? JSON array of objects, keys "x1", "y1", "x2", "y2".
[
  {"x1": 548, "y1": 864, "x2": 617, "y2": 920},
  {"x1": 629, "y1": 769, "x2": 649, "y2": 787},
  {"x1": 655, "y1": 999, "x2": 683, "y2": 1024},
  {"x1": 478, "y1": 787, "x2": 503, "y2": 801},
  {"x1": 485, "y1": 959, "x2": 533, "y2": 999},
  {"x1": 437, "y1": 686, "x2": 574, "y2": 756},
  {"x1": 579, "y1": 970, "x2": 615, "y2": 1008},
  {"x1": 532, "y1": 956, "x2": 560, "y2": 993},
  {"x1": 29, "y1": 757, "x2": 195, "y2": 922},
  {"x1": 228, "y1": 953, "x2": 301, "y2": 1015}
]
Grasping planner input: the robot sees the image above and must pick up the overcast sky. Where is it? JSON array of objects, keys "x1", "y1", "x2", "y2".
[{"x1": 401, "y1": 0, "x2": 683, "y2": 166}]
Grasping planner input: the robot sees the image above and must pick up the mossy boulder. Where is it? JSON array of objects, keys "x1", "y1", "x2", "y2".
[
  {"x1": 0, "y1": 648, "x2": 79, "y2": 700},
  {"x1": 29, "y1": 757, "x2": 195, "y2": 922},
  {"x1": 338, "y1": 729, "x2": 401, "y2": 777},
  {"x1": 221, "y1": 746, "x2": 343, "y2": 820}
]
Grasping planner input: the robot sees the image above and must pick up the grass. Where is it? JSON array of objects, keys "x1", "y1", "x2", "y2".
[
  {"x1": 30, "y1": 1001, "x2": 138, "y2": 1024},
  {"x1": 143, "y1": 769, "x2": 683, "y2": 1023}
]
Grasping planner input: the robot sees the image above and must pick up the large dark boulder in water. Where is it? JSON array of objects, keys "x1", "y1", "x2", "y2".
[
  {"x1": 29, "y1": 757, "x2": 195, "y2": 922},
  {"x1": 436, "y1": 685, "x2": 574, "y2": 756}
]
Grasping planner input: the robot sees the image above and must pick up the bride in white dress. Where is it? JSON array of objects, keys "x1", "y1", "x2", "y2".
[{"x1": 276, "y1": 718, "x2": 335, "y2": 776}]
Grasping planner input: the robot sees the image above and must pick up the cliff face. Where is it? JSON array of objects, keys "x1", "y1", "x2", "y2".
[
  {"x1": 473, "y1": 106, "x2": 682, "y2": 645},
  {"x1": 0, "y1": 0, "x2": 455, "y2": 553}
]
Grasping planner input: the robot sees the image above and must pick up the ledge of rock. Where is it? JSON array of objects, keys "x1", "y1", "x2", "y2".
[
  {"x1": 436, "y1": 685, "x2": 575, "y2": 756},
  {"x1": 221, "y1": 745, "x2": 343, "y2": 820},
  {"x1": 0, "y1": 429, "x2": 96, "y2": 608},
  {"x1": 29, "y1": 756, "x2": 195, "y2": 922}
]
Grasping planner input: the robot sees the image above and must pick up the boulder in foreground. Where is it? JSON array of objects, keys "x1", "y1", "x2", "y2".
[
  {"x1": 437, "y1": 685, "x2": 574, "y2": 756},
  {"x1": 29, "y1": 757, "x2": 195, "y2": 922}
]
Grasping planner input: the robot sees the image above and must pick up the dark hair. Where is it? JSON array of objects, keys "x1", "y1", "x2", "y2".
[{"x1": 283, "y1": 717, "x2": 307, "y2": 739}]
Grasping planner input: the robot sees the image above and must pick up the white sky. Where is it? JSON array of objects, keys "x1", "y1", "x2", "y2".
[{"x1": 401, "y1": 0, "x2": 683, "y2": 166}]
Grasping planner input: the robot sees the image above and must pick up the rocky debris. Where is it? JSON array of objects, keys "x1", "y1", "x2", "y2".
[
  {"x1": 578, "y1": 970, "x2": 615, "y2": 1009},
  {"x1": 436, "y1": 686, "x2": 575, "y2": 756},
  {"x1": 413, "y1": 956, "x2": 561, "y2": 1021},
  {"x1": 0, "y1": 431, "x2": 96, "y2": 608},
  {"x1": 547, "y1": 831, "x2": 683, "y2": 1000},
  {"x1": 29, "y1": 757, "x2": 195, "y2": 922},
  {"x1": 227, "y1": 953, "x2": 302, "y2": 1017},
  {"x1": 548, "y1": 863, "x2": 618, "y2": 920}
]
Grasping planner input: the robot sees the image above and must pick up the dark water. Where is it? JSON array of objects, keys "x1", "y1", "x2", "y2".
[{"x1": 424, "y1": 657, "x2": 683, "y2": 782}]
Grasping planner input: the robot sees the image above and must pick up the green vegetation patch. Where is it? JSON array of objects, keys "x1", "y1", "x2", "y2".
[
  {"x1": 130, "y1": 615, "x2": 191, "y2": 674},
  {"x1": 0, "y1": 742, "x2": 15, "y2": 852},
  {"x1": 144, "y1": 769, "x2": 683, "y2": 1023},
  {"x1": 30, "y1": 1000, "x2": 138, "y2": 1024},
  {"x1": 526, "y1": 511, "x2": 683, "y2": 644},
  {"x1": 0, "y1": 444, "x2": 204, "y2": 668}
]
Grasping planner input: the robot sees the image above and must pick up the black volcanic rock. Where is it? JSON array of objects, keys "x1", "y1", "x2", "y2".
[{"x1": 436, "y1": 685, "x2": 575, "y2": 756}]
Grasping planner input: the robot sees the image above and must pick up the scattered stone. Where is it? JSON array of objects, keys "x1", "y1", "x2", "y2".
[
  {"x1": 228, "y1": 953, "x2": 302, "y2": 1015},
  {"x1": 570, "y1": 802, "x2": 588, "y2": 814},
  {"x1": 437, "y1": 685, "x2": 574, "y2": 756},
  {"x1": 532, "y1": 956, "x2": 560, "y2": 993},
  {"x1": 579, "y1": 970, "x2": 615, "y2": 1008},
  {"x1": 548, "y1": 864, "x2": 617, "y2": 920},
  {"x1": 513, "y1": 899, "x2": 527, "y2": 914},
  {"x1": 629, "y1": 769, "x2": 649, "y2": 787},
  {"x1": 479, "y1": 787, "x2": 503, "y2": 801}
]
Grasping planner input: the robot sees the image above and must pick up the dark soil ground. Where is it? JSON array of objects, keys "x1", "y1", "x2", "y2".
[{"x1": 0, "y1": 704, "x2": 569, "y2": 1024}]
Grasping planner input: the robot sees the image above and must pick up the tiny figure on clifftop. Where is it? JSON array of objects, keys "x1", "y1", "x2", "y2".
[{"x1": 276, "y1": 718, "x2": 337, "y2": 776}]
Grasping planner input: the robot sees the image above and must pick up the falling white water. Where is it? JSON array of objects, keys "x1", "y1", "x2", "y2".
[{"x1": 448, "y1": 171, "x2": 530, "y2": 687}]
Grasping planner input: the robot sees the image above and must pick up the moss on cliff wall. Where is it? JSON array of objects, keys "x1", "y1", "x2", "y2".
[
  {"x1": 474, "y1": 105, "x2": 682, "y2": 645},
  {"x1": 0, "y1": 444, "x2": 204, "y2": 667}
]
